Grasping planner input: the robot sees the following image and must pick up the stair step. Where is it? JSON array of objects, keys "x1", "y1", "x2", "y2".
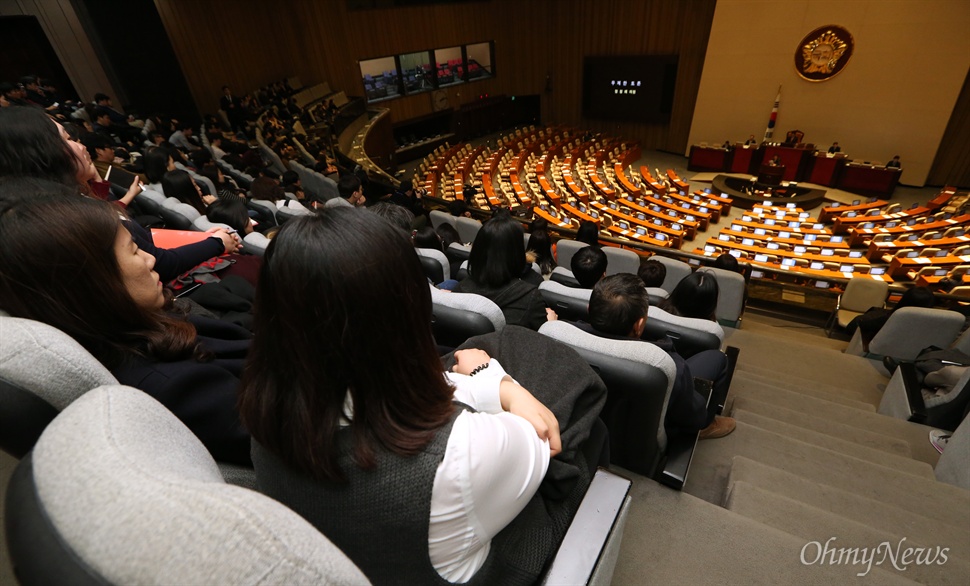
[
  {"x1": 733, "y1": 368, "x2": 876, "y2": 405},
  {"x1": 612, "y1": 473, "x2": 916, "y2": 585},
  {"x1": 731, "y1": 395, "x2": 941, "y2": 466},
  {"x1": 683, "y1": 422, "x2": 948, "y2": 511},
  {"x1": 725, "y1": 400, "x2": 912, "y2": 457},
  {"x1": 728, "y1": 458, "x2": 970, "y2": 561},
  {"x1": 725, "y1": 480, "x2": 970, "y2": 581},
  {"x1": 730, "y1": 374, "x2": 877, "y2": 413},
  {"x1": 731, "y1": 409, "x2": 930, "y2": 477}
]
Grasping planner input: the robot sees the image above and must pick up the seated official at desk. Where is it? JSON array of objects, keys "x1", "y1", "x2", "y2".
[
  {"x1": 886, "y1": 155, "x2": 902, "y2": 169},
  {"x1": 828, "y1": 142, "x2": 842, "y2": 154}
]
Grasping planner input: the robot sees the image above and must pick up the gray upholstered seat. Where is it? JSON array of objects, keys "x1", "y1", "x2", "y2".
[
  {"x1": 242, "y1": 231, "x2": 271, "y2": 256},
  {"x1": 705, "y1": 267, "x2": 746, "y2": 328},
  {"x1": 652, "y1": 256, "x2": 692, "y2": 294},
  {"x1": 538, "y1": 281, "x2": 591, "y2": 322},
  {"x1": 645, "y1": 286, "x2": 669, "y2": 306},
  {"x1": 846, "y1": 307, "x2": 966, "y2": 360},
  {"x1": 550, "y1": 266, "x2": 582, "y2": 288},
  {"x1": 416, "y1": 247, "x2": 451, "y2": 283},
  {"x1": 158, "y1": 197, "x2": 201, "y2": 230},
  {"x1": 4, "y1": 385, "x2": 370, "y2": 585},
  {"x1": 248, "y1": 198, "x2": 279, "y2": 224},
  {"x1": 556, "y1": 239, "x2": 589, "y2": 270},
  {"x1": 825, "y1": 277, "x2": 889, "y2": 336},
  {"x1": 429, "y1": 285, "x2": 505, "y2": 349},
  {"x1": 429, "y1": 210, "x2": 457, "y2": 232},
  {"x1": 644, "y1": 305, "x2": 724, "y2": 358},
  {"x1": 602, "y1": 247, "x2": 640, "y2": 276},
  {"x1": 191, "y1": 216, "x2": 231, "y2": 232},
  {"x1": 455, "y1": 216, "x2": 483, "y2": 244},
  {"x1": 0, "y1": 316, "x2": 116, "y2": 458},
  {"x1": 538, "y1": 320, "x2": 676, "y2": 477}
]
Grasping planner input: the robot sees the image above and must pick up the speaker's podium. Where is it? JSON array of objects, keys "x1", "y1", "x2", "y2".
[{"x1": 758, "y1": 163, "x2": 785, "y2": 186}]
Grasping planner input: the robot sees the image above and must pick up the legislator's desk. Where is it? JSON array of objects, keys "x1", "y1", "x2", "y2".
[
  {"x1": 762, "y1": 145, "x2": 809, "y2": 182},
  {"x1": 836, "y1": 163, "x2": 902, "y2": 198},
  {"x1": 718, "y1": 229, "x2": 850, "y2": 249},
  {"x1": 694, "y1": 248, "x2": 892, "y2": 283},
  {"x1": 888, "y1": 253, "x2": 970, "y2": 279},
  {"x1": 847, "y1": 214, "x2": 970, "y2": 246},
  {"x1": 818, "y1": 199, "x2": 887, "y2": 223},
  {"x1": 706, "y1": 238, "x2": 870, "y2": 267},
  {"x1": 731, "y1": 145, "x2": 756, "y2": 173},
  {"x1": 807, "y1": 153, "x2": 848, "y2": 186},
  {"x1": 687, "y1": 145, "x2": 731, "y2": 172},
  {"x1": 867, "y1": 234, "x2": 970, "y2": 261}
]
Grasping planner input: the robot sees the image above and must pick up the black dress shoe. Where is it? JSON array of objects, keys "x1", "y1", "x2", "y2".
[{"x1": 883, "y1": 356, "x2": 899, "y2": 374}]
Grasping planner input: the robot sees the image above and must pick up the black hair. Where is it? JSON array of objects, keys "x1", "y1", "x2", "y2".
[
  {"x1": 576, "y1": 220, "x2": 599, "y2": 246},
  {"x1": 206, "y1": 198, "x2": 250, "y2": 233},
  {"x1": 468, "y1": 213, "x2": 526, "y2": 288},
  {"x1": 895, "y1": 286, "x2": 935, "y2": 310},
  {"x1": 660, "y1": 270, "x2": 719, "y2": 321},
  {"x1": 436, "y1": 223, "x2": 462, "y2": 249},
  {"x1": 571, "y1": 246, "x2": 608, "y2": 288},
  {"x1": 712, "y1": 253, "x2": 741, "y2": 274},
  {"x1": 143, "y1": 147, "x2": 173, "y2": 184},
  {"x1": 369, "y1": 201, "x2": 414, "y2": 233},
  {"x1": 412, "y1": 225, "x2": 443, "y2": 251},
  {"x1": 338, "y1": 174, "x2": 361, "y2": 200},
  {"x1": 162, "y1": 169, "x2": 206, "y2": 214},
  {"x1": 526, "y1": 228, "x2": 556, "y2": 274},
  {"x1": 588, "y1": 274, "x2": 650, "y2": 337},
  {"x1": 0, "y1": 106, "x2": 79, "y2": 187},
  {"x1": 638, "y1": 259, "x2": 667, "y2": 288}
]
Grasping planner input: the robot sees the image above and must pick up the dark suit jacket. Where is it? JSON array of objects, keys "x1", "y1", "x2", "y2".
[{"x1": 112, "y1": 316, "x2": 251, "y2": 465}]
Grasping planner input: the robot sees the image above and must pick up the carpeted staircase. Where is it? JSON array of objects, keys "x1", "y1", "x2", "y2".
[{"x1": 612, "y1": 324, "x2": 969, "y2": 585}]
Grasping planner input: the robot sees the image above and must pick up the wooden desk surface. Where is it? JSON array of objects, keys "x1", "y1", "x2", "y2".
[
  {"x1": 706, "y1": 238, "x2": 870, "y2": 266},
  {"x1": 718, "y1": 229, "x2": 851, "y2": 249},
  {"x1": 888, "y1": 253, "x2": 970, "y2": 278},
  {"x1": 590, "y1": 201, "x2": 685, "y2": 247},
  {"x1": 846, "y1": 214, "x2": 970, "y2": 246},
  {"x1": 694, "y1": 248, "x2": 892, "y2": 283}
]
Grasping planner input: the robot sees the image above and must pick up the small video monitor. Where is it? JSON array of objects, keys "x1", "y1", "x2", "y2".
[
  {"x1": 852, "y1": 199, "x2": 861, "y2": 205},
  {"x1": 729, "y1": 250, "x2": 742, "y2": 258},
  {"x1": 731, "y1": 224, "x2": 742, "y2": 231},
  {"x1": 754, "y1": 254, "x2": 769, "y2": 262},
  {"x1": 767, "y1": 242, "x2": 780, "y2": 250},
  {"x1": 540, "y1": 204, "x2": 548, "y2": 211},
  {"x1": 830, "y1": 236, "x2": 844, "y2": 243},
  {"x1": 579, "y1": 204, "x2": 587, "y2": 212},
  {"x1": 933, "y1": 268, "x2": 948, "y2": 276},
  {"x1": 750, "y1": 270, "x2": 765, "y2": 279},
  {"x1": 830, "y1": 202, "x2": 841, "y2": 208},
  {"x1": 651, "y1": 205, "x2": 661, "y2": 212},
  {"x1": 591, "y1": 210, "x2": 599, "y2": 218},
  {"x1": 755, "y1": 228, "x2": 766, "y2": 235},
  {"x1": 782, "y1": 258, "x2": 796, "y2": 267},
  {"x1": 742, "y1": 215, "x2": 752, "y2": 221},
  {"x1": 686, "y1": 215, "x2": 696, "y2": 221},
  {"x1": 682, "y1": 202, "x2": 691, "y2": 209},
  {"x1": 816, "y1": 281, "x2": 831, "y2": 289},
  {"x1": 795, "y1": 246, "x2": 808, "y2": 253},
  {"x1": 637, "y1": 213, "x2": 645, "y2": 220},
  {"x1": 654, "y1": 219, "x2": 662, "y2": 226},
  {"x1": 656, "y1": 233, "x2": 667, "y2": 241},
  {"x1": 609, "y1": 202, "x2": 617, "y2": 210},
  {"x1": 718, "y1": 234, "x2": 730, "y2": 241},
  {"x1": 668, "y1": 210, "x2": 677, "y2": 216},
  {"x1": 765, "y1": 219, "x2": 776, "y2": 226},
  {"x1": 862, "y1": 222, "x2": 875, "y2": 229},
  {"x1": 839, "y1": 265, "x2": 854, "y2": 273},
  {"x1": 810, "y1": 262, "x2": 824, "y2": 270},
  {"x1": 672, "y1": 223, "x2": 682, "y2": 230},
  {"x1": 721, "y1": 193, "x2": 729, "y2": 198},
  {"x1": 700, "y1": 206, "x2": 709, "y2": 213},
  {"x1": 906, "y1": 251, "x2": 918, "y2": 257},
  {"x1": 692, "y1": 194, "x2": 701, "y2": 201},
  {"x1": 936, "y1": 249, "x2": 948, "y2": 257},
  {"x1": 908, "y1": 219, "x2": 918, "y2": 226},
  {"x1": 846, "y1": 211, "x2": 858, "y2": 218},
  {"x1": 779, "y1": 231, "x2": 790, "y2": 239},
  {"x1": 806, "y1": 234, "x2": 817, "y2": 241},
  {"x1": 636, "y1": 227, "x2": 646, "y2": 236},
  {"x1": 704, "y1": 245, "x2": 716, "y2": 252},
  {"x1": 848, "y1": 251, "x2": 862, "y2": 258},
  {"x1": 821, "y1": 249, "x2": 834, "y2": 256},
  {"x1": 688, "y1": 258, "x2": 701, "y2": 266},
  {"x1": 789, "y1": 221, "x2": 800, "y2": 228},
  {"x1": 705, "y1": 188, "x2": 711, "y2": 194},
  {"x1": 762, "y1": 200, "x2": 772, "y2": 206},
  {"x1": 813, "y1": 224, "x2": 824, "y2": 229},
  {"x1": 799, "y1": 212, "x2": 810, "y2": 219},
  {"x1": 742, "y1": 238, "x2": 755, "y2": 246},
  {"x1": 619, "y1": 221, "x2": 629, "y2": 230},
  {"x1": 786, "y1": 203, "x2": 797, "y2": 209},
  {"x1": 775, "y1": 211, "x2": 786, "y2": 219},
  {"x1": 870, "y1": 267, "x2": 886, "y2": 275}
]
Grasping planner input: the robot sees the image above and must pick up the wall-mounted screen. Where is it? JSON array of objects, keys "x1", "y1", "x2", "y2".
[
  {"x1": 359, "y1": 56, "x2": 400, "y2": 102},
  {"x1": 582, "y1": 55, "x2": 678, "y2": 122}
]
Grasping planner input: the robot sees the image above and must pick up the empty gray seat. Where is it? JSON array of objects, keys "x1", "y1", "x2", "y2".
[
  {"x1": 603, "y1": 247, "x2": 640, "y2": 276},
  {"x1": 653, "y1": 256, "x2": 692, "y2": 294},
  {"x1": 846, "y1": 307, "x2": 965, "y2": 360},
  {"x1": 556, "y1": 239, "x2": 589, "y2": 270},
  {"x1": 429, "y1": 285, "x2": 505, "y2": 349},
  {"x1": 416, "y1": 247, "x2": 451, "y2": 283},
  {"x1": 643, "y1": 305, "x2": 725, "y2": 359},
  {"x1": 538, "y1": 281, "x2": 592, "y2": 322},
  {"x1": 705, "y1": 267, "x2": 747, "y2": 328}
]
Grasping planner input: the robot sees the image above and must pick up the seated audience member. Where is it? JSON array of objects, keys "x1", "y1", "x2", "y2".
[
  {"x1": 199, "y1": 165, "x2": 244, "y2": 201},
  {"x1": 660, "y1": 271, "x2": 719, "y2": 321},
  {"x1": 80, "y1": 133, "x2": 144, "y2": 183},
  {"x1": 369, "y1": 201, "x2": 414, "y2": 233},
  {"x1": 93, "y1": 92, "x2": 130, "y2": 125},
  {"x1": 456, "y1": 211, "x2": 556, "y2": 330},
  {"x1": 0, "y1": 193, "x2": 251, "y2": 464},
  {"x1": 162, "y1": 169, "x2": 216, "y2": 214},
  {"x1": 638, "y1": 259, "x2": 667, "y2": 288},
  {"x1": 527, "y1": 225, "x2": 556, "y2": 276},
  {"x1": 169, "y1": 122, "x2": 200, "y2": 152},
  {"x1": 251, "y1": 176, "x2": 310, "y2": 213},
  {"x1": 436, "y1": 222, "x2": 463, "y2": 249},
  {"x1": 744, "y1": 135, "x2": 757, "y2": 146},
  {"x1": 412, "y1": 225, "x2": 444, "y2": 251},
  {"x1": 206, "y1": 198, "x2": 253, "y2": 235},
  {"x1": 571, "y1": 246, "x2": 608, "y2": 289},
  {"x1": 326, "y1": 173, "x2": 366, "y2": 208},
  {"x1": 0, "y1": 108, "x2": 239, "y2": 281},
  {"x1": 240, "y1": 208, "x2": 600, "y2": 584},
  {"x1": 579, "y1": 274, "x2": 734, "y2": 439},
  {"x1": 390, "y1": 179, "x2": 423, "y2": 218},
  {"x1": 208, "y1": 132, "x2": 228, "y2": 160},
  {"x1": 575, "y1": 220, "x2": 599, "y2": 246},
  {"x1": 447, "y1": 198, "x2": 471, "y2": 218},
  {"x1": 828, "y1": 142, "x2": 841, "y2": 154},
  {"x1": 848, "y1": 286, "x2": 935, "y2": 350},
  {"x1": 713, "y1": 252, "x2": 742, "y2": 274},
  {"x1": 143, "y1": 146, "x2": 176, "y2": 191}
]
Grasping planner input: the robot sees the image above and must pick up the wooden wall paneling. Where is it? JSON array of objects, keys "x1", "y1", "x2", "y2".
[{"x1": 927, "y1": 67, "x2": 970, "y2": 188}]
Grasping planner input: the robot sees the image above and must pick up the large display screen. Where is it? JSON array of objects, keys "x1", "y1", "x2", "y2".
[{"x1": 582, "y1": 55, "x2": 678, "y2": 123}]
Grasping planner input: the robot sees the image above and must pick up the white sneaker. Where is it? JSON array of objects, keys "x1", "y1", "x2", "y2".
[{"x1": 929, "y1": 429, "x2": 951, "y2": 454}]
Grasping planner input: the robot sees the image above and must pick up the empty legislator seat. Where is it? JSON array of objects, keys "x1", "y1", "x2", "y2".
[
  {"x1": 430, "y1": 210, "x2": 458, "y2": 232},
  {"x1": 846, "y1": 307, "x2": 966, "y2": 361},
  {"x1": 556, "y1": 239, "x2": 589, "y2": 270},
  {"x1": 538, "y1": 281, "x2": 591, "y2": 322},
  {"x1": 642, "y1": 305, "x2": 725, "y2": 359},
  {"x1": 539, "y1": 320, "x2": 675, "y2": 478},
  {"x1": 550, "y1": 266, "x2": 583, "y2": 288},
  {"x1": 4, "y1": 385, "x2": 370, "y2": 585},
  {"x1": 429, "y1": 285, "x2": 505, "y2": 350},
  {"x1": 455, "y1": 216, "x2": 483, "y2": 244},
  {"x1": 603, "y1": 247, "x2": 641, "y2": 276},
  {"x1": 825, "y1": 277, "x2": 890, "y2": 337}
]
